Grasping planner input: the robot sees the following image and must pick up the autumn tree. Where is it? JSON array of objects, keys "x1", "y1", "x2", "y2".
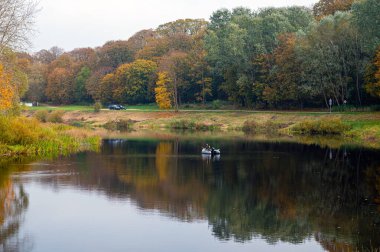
[
  {"x1": 101, "y1": 59, "x2": 157, "y2": 104},
  {"x1": 365, "y1": 47, "x2": 380, "y2": 98},
  {"x1": 265, "y1": 33, "x2": 302, "y2": 107},
  {"x1": 313, "y1": 0, "x2": 354, "y2": 20},
  {"x1": 136, "y1": 19, "x2": 207, "y2": 63},
  {"x1": 155, "y1": 72, "x2": 172, "y2": 109},
  {"x1": 127, "y1": 29, "x2": 157, "y2": 54},
  {"x1": 46, "y1": 67, "x2": 74, "y2": 104},
  {"x1": 118, "y1": 59, "x2": 157, "y2": 103},
  {"x1": 70, "y1": 47, "x2": 97, "y2": 65},
  {"x1": 100, "y1": 72, "x2": 116, "y2": 103},
  {"x1": 34, "y1": 47, "x2": 64, "y2": 64},
  {"x1": 23, "y1": 62, "x2": 47, "y2": 103},
  {"x1": 185, "y1": 33, "x2": 212, "y2": 104},
  {"x1": 159, "y1": 51, "x2": 188, "y2": 111},
  {"x1": 0, "y1": 63, "x2": 14, "y2": 110},
  {"x1": 97, "y1": 40, "x2": 134, "y2": 69},
  {"x1": 86, "y1": 67, "x2": 112, "y2": 102},
  {"x1": 0, "y1": 50, "x2": 28, "y2": 108}
]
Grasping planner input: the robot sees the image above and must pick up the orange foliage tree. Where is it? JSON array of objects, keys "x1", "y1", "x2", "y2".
[
  {"x1": 0, "y1": 64, "x2": 15, "y2": 110},
  {"x1": 313, "y1": 0, "x2": 354, "y2": 20},
  {"x1": 155, "y1": 72, "x2": 172, "y2": 109},
  {"x1": 365, "y1": 47, "x2": 380, "y2": 98},
  {"x1": 46, "y1": 67, "x2": 74, "y2": 104}
]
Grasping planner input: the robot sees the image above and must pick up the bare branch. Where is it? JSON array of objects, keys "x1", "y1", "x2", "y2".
[{"x1": 0, "y1": 0, "x2": 39, "y2": 54}]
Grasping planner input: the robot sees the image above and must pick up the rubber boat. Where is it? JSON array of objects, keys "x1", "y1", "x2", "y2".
[{"x1": 202, "y1": 148, "x2": 221, "y2": 155}]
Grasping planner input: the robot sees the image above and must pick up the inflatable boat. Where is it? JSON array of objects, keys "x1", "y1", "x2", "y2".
[{"x1": 202, "y1": 148, "x2": 221, "y2": 155}]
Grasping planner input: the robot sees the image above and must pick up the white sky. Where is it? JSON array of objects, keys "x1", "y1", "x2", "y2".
[{"x1": 31, "y1": 0, "x2": 318, "y2": 52}]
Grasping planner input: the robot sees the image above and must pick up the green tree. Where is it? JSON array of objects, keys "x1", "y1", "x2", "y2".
[
  {"x1": 75, "y1": 66, "x2": 91, "y2": 102},
  {"x1": 352, "y1": 0, "x2": 380, "y2": 54},
  {"x1": 296, "y1": 12, "x2": 365, "y2": 107}
]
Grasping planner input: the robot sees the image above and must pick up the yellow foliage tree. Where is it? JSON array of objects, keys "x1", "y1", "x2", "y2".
[
  {"x1": 0, "y1": 64, "x2": 15, "y2": 111},
  {"x1": 155, "y1": 72, "x2": 172, "y2": 109}
]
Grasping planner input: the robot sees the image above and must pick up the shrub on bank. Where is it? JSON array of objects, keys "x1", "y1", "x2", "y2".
[
  {"x1": 170, "y1": 120, "x2": 196, "y2": 130},
  {"x1": 242, "y1": 120, "x2": 258, "y2": 133},
  {"x1": 47, "y1": 110, "x2": 64, "y2": 123},
  {"x1": 94, "y1": 101, "x2": 102, "y2": 113},
  {"x1": 0, "y1": 116, "x2": 100, "y2": 158},
  {"x1": 292, "y1": 118, "x2": 351, "y2": 135},
  {"x1": 34, "y1": 110, "x2": 64, "y2": 123},
  {"x1": 34, "y1": 110, "x2": 49, "y2": 122},
  {"x1": 103, "y1": 119, "x2": 134, "y2": 131},
  {"x1": 169, "y1": 120, "x2": 220, "y2": 131}
]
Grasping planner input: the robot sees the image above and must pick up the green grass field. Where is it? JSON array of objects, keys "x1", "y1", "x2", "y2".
[
  {"x1": 26, "y1": 103, "x2": 378, "y2": 115},
  {"x1": 27, "y1": 104, "x2": 159, "y2": 111}
]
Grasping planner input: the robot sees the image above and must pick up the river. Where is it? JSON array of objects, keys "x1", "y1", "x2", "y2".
[{"x1": 1, "y1": 137, "x2": 380, "y2": 251}]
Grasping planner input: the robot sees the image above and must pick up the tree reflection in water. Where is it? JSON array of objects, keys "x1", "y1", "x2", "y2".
[
  {"x1": 0, "y1": 167, "x2": 31, "y2": 252},
  {"x1": 17, "y1": 139, "x2": 380, "y2": 251}
]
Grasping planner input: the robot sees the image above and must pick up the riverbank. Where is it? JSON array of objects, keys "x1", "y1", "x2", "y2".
[
  {"x1": 0, "y1": 116, "x2": 101, "y2": 161},
  {"x1": 24, "y1": 109, "x2": 380, "y2": 148}
]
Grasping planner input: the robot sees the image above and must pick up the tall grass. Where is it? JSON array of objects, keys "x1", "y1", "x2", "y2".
[
  {"x1": 292, "y1": 118, "x2": 351, "y2": 135},
  {"x1": 169, "y1": 120, "x2": 220, "y2": 131},
  {"x1": 0, "y1": 116, "x2": 100, "y2": 159}
]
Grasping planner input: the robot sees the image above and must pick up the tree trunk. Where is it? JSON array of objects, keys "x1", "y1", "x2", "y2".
[{"x1": 173, "y1": 77, "x2": 179, "y2": 112}]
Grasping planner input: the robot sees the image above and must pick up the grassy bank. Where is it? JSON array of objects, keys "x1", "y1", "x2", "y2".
[
  {"x1": 24, "y1": 108, "x2": 380, "y2": 148},
  {"x1": 0, "y1": 116, "x2": 101, "y2": 160}
]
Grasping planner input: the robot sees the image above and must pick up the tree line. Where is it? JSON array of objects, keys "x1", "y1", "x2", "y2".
[{"x1": 2, "y1": 0, "x2": 380, "y2": 110}]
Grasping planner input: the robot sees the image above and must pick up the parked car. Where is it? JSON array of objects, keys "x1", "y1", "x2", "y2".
[{"x1": 108, "y1": 104, "x2": 126, "y2": 110}]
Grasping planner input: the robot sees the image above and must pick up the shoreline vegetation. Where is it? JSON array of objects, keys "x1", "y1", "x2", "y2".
[
  {"x1": 0, "y1": 115, "x2": 101, "y2": 161},
  {"x1": 23, "y1": 106, "x2": 380, "y2": 149}
]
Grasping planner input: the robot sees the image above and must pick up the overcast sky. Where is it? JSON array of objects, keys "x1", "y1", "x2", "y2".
[{"x1": 31, "y1": 0, "x2": 318, "y2": 52}]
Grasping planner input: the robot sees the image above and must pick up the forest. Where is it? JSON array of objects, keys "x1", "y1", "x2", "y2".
[{"x1": 1, "y1": 0, "x2": 380, "y2": 111}]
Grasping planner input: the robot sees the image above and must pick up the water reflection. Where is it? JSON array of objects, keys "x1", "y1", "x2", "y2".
[
  {"x1": 6, "y1": 139, "x2": 380, "y2": 251},
  {"x1": 0, "y1": 167, "x2": 31, "y2": 252}
]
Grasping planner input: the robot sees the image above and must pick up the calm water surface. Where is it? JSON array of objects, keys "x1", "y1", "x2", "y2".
[{"x1": 1, "y1": 138, "x2": 380, "y2": 252}]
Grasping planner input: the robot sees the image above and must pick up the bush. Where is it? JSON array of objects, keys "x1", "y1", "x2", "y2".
[
  {"x1": 47, "y1": 110, "x2": 64, "y2": 123},
  {"x1": 0, "y1": 116, "x2": 41, "y2": 145},
  {"x1": 292, "y1": 118, "x2": 351, "y2": 135},
  {"x1": 263, "y1": 120, "x2": 286, "y2": 134},
  {"x1": 0, "y1": 115, "x2": 101, "y2": 158},
  {"x1": 211, "y1": 100, "x2": 223, "y2": 109},
  {"x1": 103, "y1": 119, "x2": 134, "y2": 131},
  {"x1": 34, "y1": 110, "x2": 49, "y2": 122},
  {"x1": 242, "y1": 120, "x2": 258, "y2": 133},
  {"x1": 170, "y1": 120, "x2": 196, "y2": 130},
  {"x1": 94, "y1": 101, "x2": 102, "y2": 113},
  {"x1": 195, "y1": 122, "x2": 220, "y2": 131},
  {"x1": 169, "y1": 120, "x2": 220, "y2": 131}
]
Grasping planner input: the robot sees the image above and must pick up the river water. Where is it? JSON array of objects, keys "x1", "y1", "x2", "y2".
[{"x1": 1, "y1": 137, "x2": 380, "y2": 252}]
